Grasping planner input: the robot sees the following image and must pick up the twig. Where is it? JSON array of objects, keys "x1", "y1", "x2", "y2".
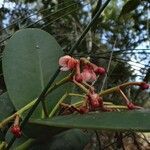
[
  {"x1": 102, "y1": 132, "x2": 131, "y2": 150},
  {"x1": 131, "y1": 132, "x2": 142, "y2": 150},
  {"x1": 115, "y1": 132, "x2": 125, "y2": 150},
  {"x1": 100, "y1": 39, "x2": 117, "y2": 92},
  {"x1": 95, "y1": 131, "x2": 102, "y2": 150}
]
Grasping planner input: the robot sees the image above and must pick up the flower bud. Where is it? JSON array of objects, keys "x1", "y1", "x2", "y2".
[
  {"x1": 10, "y1": 125, "x2": 22, "y2": 138},
  {"x1": 94, "y1": 67, "x2": 106, "y2": 75},
  {"x1": 127, "y1": 102, "x2": 135, "y2": 110},
  {"x1": 140, "y1": 82, "x2": 149, "y2": 90},
  {"x1": 87, "y1": 92, "x2": 103, "y2": 109}
]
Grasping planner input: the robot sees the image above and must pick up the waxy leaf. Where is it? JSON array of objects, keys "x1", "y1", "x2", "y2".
[
  {"x1": 2, "y1": 28, "x2": 71, "y2": 118},
  {"x1": 23, "y1": 122, "x2": 67, "y2": 138},
  {"x1": 0, "y1": 92, "x2": 14, "y2": 121},
  {"x1": 29, "y1": 110, "x2": 150, "y2": 132},
  {"x1": 0, "y1": 92, "x2": 15, "y2": 140},
  {"x1": 28, "y1": 129, "x2": 92, "y2": 150},
  {"x1": 5, "y1": 131, "x2": 30, "y2": 150}
]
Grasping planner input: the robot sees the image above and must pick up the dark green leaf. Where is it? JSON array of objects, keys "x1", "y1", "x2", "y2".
[
  {"x1": 2, "y1": 28, "x2": 71, "y2": 118},
  {"x1": 0, "y1": 92, "x2": 15, "y2": 121},
  {"x1": 2, "y1": 28, "x2": 61, "y2": 111},
  {"x1": 119, "y1": 0, "x2": 141, "y2": 17},
  {"x1": 30, "y1": 110, "x2": 150, "y2": 132},
  {"x1": 0, "y1": 92, "x2": 15, "y2": 141},
  {"x1": 24, "y1": 121, "x2": 67, "y2": 138},
  {"x1": 15, "y1": 139, "x2": 35, "y2": 150},
  {"x1": 46, "y1": 79, "x2": 72, "y2": 114},
  {"x1": 29, "y1": 129, "x2": 93, "y2": 150},
  {"x1": 47, "y1": 129, "x2": 92, "y2": 150},
  {"x1": 5, "y1": 131, "x2": 30, "y2": 150}
]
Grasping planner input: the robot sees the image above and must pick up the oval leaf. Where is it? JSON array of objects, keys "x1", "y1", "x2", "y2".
[
  {"x1": 2, "y1": 28, "x2": 70, "y2": 118},
  {"x1": 2, "y1": 28, "x2": 61, "y2": 110}
]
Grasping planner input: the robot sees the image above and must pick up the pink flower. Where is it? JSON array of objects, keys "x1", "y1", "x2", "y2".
[
  {"x1": 59, "y1": 55, "x2": 77, "y2": 71},
  {"x1": 81, "y1": 65, "x2": 96, "y2": 83}
]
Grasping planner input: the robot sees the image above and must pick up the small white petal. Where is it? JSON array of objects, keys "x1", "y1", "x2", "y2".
[{"x1": 60, "y1": 67, "x2": 70, "y2": 71}]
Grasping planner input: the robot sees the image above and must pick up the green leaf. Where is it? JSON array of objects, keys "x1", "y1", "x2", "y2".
[
  {"x1": 0, "y1": 141, "x2": 7, "y2": 150},
  {"x1": 24, "y1": 121, "x2": 67, "y2": 138},
  {"x1": 2, "y1": 28, "x2": 71, "y2": 118},
  {"x1": 0, "y1": 92, "x2": 15, "y2": 121},
  {"x1": 2, "y1": 28, "x2": 60, "y2": 111},
  {"x1": 119, "y1": 0, "x2": 141, "y2": 17},
  {"x1": 5, "y1": 131, "x2": 30, "y2": 150},
  {"x1": 15, "y1": 139, "x2": 35, "y2": 150},
  {"x1": 29, "y1": 129, "x2": 92, "y2": 150},
  {"x1": 46, "y1": 79, "x2": 71, "y2": 114},
  {"x1": 30, "y1": 110, "x2": 150, "y2": 132},
  {"x1": 47, "y1": 129, "x2": 92, "y2": 150}
]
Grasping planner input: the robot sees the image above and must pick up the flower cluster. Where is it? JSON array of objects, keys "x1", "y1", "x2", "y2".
[
  {"x1": 59, "y1": 55, "x2": 106, "y2": 113},
  {"x1": 59, "y1": 55, "x2": 106, "y2": 83},
  {"x1": 59, "y1": 55, "x2": 149, "y2": 114}
]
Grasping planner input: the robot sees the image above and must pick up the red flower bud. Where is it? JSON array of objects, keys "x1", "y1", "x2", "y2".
[
  {"x1": 94, "y1": 67, "x2": 106, "y2": 75},
  {"x1": 87, "y1": 92, "x2": 103, "y2": 109},
  {"x1": 14, "y1": 131, "x2": 22, "y2": 138},
  {"x1": 91, "y1": 98, "x2": 100, "y2": 108},
  {"x1": 11, "y1": 125, "x2": 22, "y2": 138},
  {"x1": 140, "y1": 82, "x2": 149, "y2": 90},
  {"x1": 127, "y1": 102, "x2": 135, "y2": 110}
]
